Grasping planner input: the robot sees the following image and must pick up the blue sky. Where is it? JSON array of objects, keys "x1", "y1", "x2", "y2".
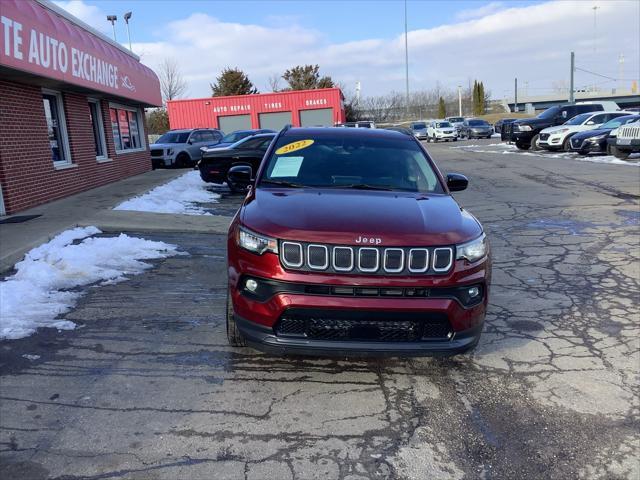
[
  {"x1": 56, "y1": 0, "x2": 640, "y2": 100},
  {"x1": 82, "y1": 0, "x2": 535, "y2": 42}
]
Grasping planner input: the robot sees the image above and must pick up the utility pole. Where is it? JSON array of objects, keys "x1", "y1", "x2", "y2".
[
  {"x1": 592, "y1": 5, "x2": 598, "y2": 92},
  {"x1": 569, "y1": 51, "x2": 575, "y2": 103},
  {"x1": 618, "y1": 53, "x2": 624, "y2": 92},
  {"x1": 514, "y1": 78, "x2": 518, "y2": 113},
  {"x1": 404, "y1": 0, "x2": 409, "y2": 117},
  {"x1": 457, "y1": 85, "x2": 462, "y2": 116}
]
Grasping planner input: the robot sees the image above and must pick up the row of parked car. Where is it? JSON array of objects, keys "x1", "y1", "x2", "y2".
[
  {"x1": 501, "y1": 101, "x2": 640, "y2": 159},
  {"x1": 408, "y1": 118, "x2": 494, "y2": 142}
]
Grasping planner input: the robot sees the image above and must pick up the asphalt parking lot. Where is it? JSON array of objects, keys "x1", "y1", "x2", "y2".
[{"x1": 1, "y1": 139, "x2": 639, "y2": 480}]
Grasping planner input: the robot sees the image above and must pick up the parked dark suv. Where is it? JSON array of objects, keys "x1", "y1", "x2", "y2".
[
  {"x1": 506, "y1": 103, "x2": 613, "y2": 150},
  {"x1": 225, "y1": 127, "x2": 491, "y2": 356},
  {"x1": 198, "y1": 133, "x2": 276, "y2": 191}
]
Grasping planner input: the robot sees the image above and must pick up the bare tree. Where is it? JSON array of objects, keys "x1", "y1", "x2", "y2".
[
  {"x1": 267, "y1": 74, "x2": 282, "y2": 92},
  {"x1": 158, "y1": 58, "x2": 187, "y2": 104}
]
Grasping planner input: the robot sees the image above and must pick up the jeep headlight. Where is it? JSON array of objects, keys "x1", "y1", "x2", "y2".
[
  {"x1": 518, "y1": 125, "x2": 532, "y2": 131},
  {"x1": 238, "y1": 226, "x2": 278, "y2": 255},
  {"x1": 456, "y1": 234, "x2": 487, "y2": 263},
  {"x1": 555, "y1": 128, "x2": 569, "y2": 134}
]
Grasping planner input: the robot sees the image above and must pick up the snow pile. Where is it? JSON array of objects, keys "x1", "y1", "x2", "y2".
[
  {"x1": 451, "y1": 142, "x2": 640, "y2": 165},
  {"x1": 0, "y1": 227, "x2": 180, "y2": 340},
  {"x1": 114, "y1": 171, "x2": 220, "y2": 215}
]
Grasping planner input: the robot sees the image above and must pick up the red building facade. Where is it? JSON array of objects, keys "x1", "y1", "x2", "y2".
[
  {"x1": 0, "y1": 0, "x2": 162, "y2": 215},
  {"x1": 167, "y1": 88, "x2": 345, "y2": 133}
]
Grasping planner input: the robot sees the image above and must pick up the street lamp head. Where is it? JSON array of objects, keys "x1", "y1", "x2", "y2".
[
  {"x1": 124, "y1": 12, "x2": 132, "y2": 23},
  {"x1": 106, "y1": 15, "x2": 117, "y2": 23}
]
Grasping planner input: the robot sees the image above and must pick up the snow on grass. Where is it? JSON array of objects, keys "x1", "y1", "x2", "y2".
[
  {"x1": 0, "y1": 226, "x2": 181, "y2": 340},
  {"x1": 114, "y1": 171, "x2": 220, "y2": 215},
  {"x1": 450, "y1": 142, "x2": 640, "y2": 165}
]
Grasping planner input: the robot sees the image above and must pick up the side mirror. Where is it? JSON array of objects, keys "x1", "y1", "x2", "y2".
[
  {"x1": 187, "y1": 139, "x2": 193, "y2": 145},
  {"x1": 585, "y1": 121, "x2": 595, "y2": 125},
  {"x1": 446, "y1": 173, "x2": 468, "y2": 192},
  {"x1": 228, "y1": 165, "x2": 253, "y2": 188}
]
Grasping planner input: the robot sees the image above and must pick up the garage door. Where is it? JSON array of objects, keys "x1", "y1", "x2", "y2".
[
  {"x1": 299, "y1": 108, "x2": 333, "y2": 127},
  {"x1": 259, "y1": 112, "x2": 291, "y2": 131},
  {"x1": 218, "y1": 114, "x2": 251, "y2": 133}
]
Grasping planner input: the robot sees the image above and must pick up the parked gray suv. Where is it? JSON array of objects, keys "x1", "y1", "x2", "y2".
[{"x1": 150, "y1": 129, "x2": 223, "y2": 168}]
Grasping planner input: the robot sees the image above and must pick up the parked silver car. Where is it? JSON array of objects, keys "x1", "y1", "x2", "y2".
[
  {"x1": 150, "y1": 129, "x2": 223, "y2": 168},
  {"x1": 410, "y1": 121, "x2": 428, "y2": 139}
]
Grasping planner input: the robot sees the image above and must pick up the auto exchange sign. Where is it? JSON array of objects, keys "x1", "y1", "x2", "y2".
[{"x1": 0, "y1": 0, "x2": 161, "y2": 106}]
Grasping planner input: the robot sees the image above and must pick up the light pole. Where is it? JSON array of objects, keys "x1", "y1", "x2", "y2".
[
  {"x1": 592, "y1": 5, "x2": 598, "y2": 92},
  {"x1": 124, "y1": 12, "x2": 132, "y2": 51},
  {"x1": 404, "y1": 0, "x2": 409, "y2": 118},
  {"x1": 106, "y1": 15, "x2": 117, "y2": 41},
  {"x1": 457, "y1": 85, "x2": 462, "y2": 116}
]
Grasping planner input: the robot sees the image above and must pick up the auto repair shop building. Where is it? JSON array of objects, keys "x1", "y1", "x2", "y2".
[
  {"x1": 0, "y1": 0, "x2": 162, "y2": 215},
  {"x1": 167, "y1": 88, "x2": 346, "y2": 133}
]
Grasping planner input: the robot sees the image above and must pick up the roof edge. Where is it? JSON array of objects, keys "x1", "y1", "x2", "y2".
[
  {"x1": 167, "y1": 87, "x2": 344, "y2": 104},
  {"x1": 36, "y1": 0, "x2": 141, "y2": 62}
]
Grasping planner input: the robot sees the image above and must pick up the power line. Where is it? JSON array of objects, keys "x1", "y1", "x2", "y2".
[{"x1": 574, "y1": 66, "x2": 617, "y2": 81}]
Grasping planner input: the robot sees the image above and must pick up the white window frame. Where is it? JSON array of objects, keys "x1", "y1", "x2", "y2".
[
  {"x1": 88, "y1": 98, "x2": 108, "y2": 161},
  {"x1": 109, "y1": 102, "x2": 146, "y2": 154},
  {"x1": 42, "y1": 88, "x2": 72, "y2": 167}
]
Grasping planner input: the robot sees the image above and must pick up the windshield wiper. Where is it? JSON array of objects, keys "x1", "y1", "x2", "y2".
[
  {"x1": 260, "y1": 179, "x2": 304, "y2": 188},
  {"x1": 333, "y1": 183, "x2": 394, "y2": 191}
]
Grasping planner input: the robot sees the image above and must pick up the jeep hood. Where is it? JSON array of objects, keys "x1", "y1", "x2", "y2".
[{"x1": 241, "y1": 189, "x2": 482, "y2": 246}]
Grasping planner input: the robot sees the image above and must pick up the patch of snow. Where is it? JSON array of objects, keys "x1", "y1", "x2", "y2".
[
  {"x1": 450, "y1": 142, "x2": 640, "y2": 165},
  {"x1": 114, "y1": 171, "x2": 220, "y2": 215},
  {"x1": 0, "y1": 227, "x2": 181, "y2": 340},
  {"x1": 22, "y1": 354, "x2": 40, "y2": 361}
]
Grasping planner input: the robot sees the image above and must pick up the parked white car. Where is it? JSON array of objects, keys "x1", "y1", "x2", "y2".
[
  {"x1": 537, "y1": 111, "x2": 632, "y2": 151},
  {"x1": 613, "y1": 120, "x2": 640, "y2": 159},
  {"x1": 445, "y1": 116, "x2": 465, "y2": 134},
  {"x1": 426, "y1": 120, "x2": 457, "y2": 142}
]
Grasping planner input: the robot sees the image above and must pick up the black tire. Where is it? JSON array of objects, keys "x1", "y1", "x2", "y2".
[
  {"x1": 453, "y1": 137, "x2": 458, "y2": 142},
  {"x1": 516, "y1": 141, "x2": 531, "y2": 150},
  {"x1": 611, "y1": 146, "x2": 631, "y2": 160},
  {"x1": 562, "y1": 136, "x2": 572, "y2": 152},
  {"x1": 226, "y1": 290, "x2": 246, "y2": 347},
  {"x1": 529, "y1": 134, "x2": 541, "y2": 151},
  {"x1": 606, "y1": 144, "x2": 614, "y2": 155},
  {"x1": 175, "y1": 153, "x2": 190, "y2": 168}
]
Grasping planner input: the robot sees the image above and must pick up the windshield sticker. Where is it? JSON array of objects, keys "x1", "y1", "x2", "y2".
[
  {"x1": 271, "y1": 156, "x2": 303, "y2": 177},
  {"x1": 275, "y1": 139, "x2": 314, "y2": 155}
]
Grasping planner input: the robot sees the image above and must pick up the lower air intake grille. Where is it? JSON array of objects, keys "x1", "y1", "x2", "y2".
[{"x1": 275, "y1": 309, "x2": 452, "y2": 342}]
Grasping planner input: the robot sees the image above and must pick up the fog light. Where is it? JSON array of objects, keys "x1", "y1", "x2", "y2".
[
  {"x1": 468, "y1": 286, "x2": 480, "y2": 298},
  {"x1": 245, "y1": 279, "x2": 258, "y2": 292}
]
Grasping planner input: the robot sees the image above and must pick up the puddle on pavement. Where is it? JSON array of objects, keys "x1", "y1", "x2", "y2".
[
  {"x1": 526, "y1": 218, "x2": 598, "y2": 235},
  {"x1": 202, "y1": 185, "x2": 245, "y2": 216}
]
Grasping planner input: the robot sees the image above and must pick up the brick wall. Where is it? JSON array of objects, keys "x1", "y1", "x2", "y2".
[{"x1": 0, "y1": 79, "x2": 152, "y2": 214}]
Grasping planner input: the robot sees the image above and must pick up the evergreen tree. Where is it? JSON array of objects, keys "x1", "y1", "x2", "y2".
[
  {"x1": 438, "y1": 96, "x2": 446, "y2": 118},
  {"x1": 210, "y1": 68, "x2": 258, "y2": 96},
  {"x1": 282, "y1": 65, "x2": 334, "y2": 90}
]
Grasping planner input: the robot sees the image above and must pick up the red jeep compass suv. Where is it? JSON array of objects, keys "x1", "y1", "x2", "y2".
[{"x1": 226, "y1": 126, "x2": 491, "y2": 356}]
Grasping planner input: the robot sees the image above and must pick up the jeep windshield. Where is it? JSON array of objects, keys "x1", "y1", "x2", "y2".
[
  {"x1": 156, "y1": 132, "x2": 190, "y2": 143},
  {"x1": 435, "y1": 122, "x2": 452, "y2": 128},
  {"x1": 259, "y1": 134, "x2": 444, "y2": 193}
]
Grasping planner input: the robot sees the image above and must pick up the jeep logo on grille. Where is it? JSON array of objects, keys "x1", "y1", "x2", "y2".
[{"x1": 355, "y1": 236, "x2": 382, "y2": 245}]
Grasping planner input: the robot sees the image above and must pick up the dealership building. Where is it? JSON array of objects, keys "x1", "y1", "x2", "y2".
[
  {"x1": 167, "y1": 88, "x2": 345, "y2": 132},
  {"x1": 0, "y1": 0, "x2": 162, "y2": 215}
]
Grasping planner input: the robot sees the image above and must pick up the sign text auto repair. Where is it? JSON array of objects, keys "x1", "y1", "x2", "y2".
[{"x1": 1, "y1": 15, "x2": 119, "y2": 90}]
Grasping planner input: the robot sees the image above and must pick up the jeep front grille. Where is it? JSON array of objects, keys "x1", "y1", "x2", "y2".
[
  {"x1": 279, "y1": 241, "x2": 453, "y2": 275},
  {"x1": 276, "y1": 309, "x2": 453, "y2": 342}
]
